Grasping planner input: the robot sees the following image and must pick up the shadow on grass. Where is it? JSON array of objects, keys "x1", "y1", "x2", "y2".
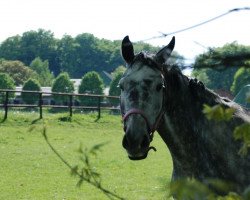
[
  {"x1": 0, "y1": 118, "x2": 6, "y2": 123},
  {"x1": 31, "y1": 118, "x2": 42, "y2": 125}
]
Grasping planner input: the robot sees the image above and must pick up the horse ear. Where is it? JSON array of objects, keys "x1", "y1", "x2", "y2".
[
  {"x1": 121, "y1": 36, "x2": 135, "y2": 64},
  {"x1": 156, "y1": 36, "x2": 175, "y2": 64}
]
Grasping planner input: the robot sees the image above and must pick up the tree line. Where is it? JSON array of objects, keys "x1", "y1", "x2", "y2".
[
  {"x1": 192, "y1": 42, "x2": 250, "y2": 96},
  {"x1": 0, "y1": 29, "x2": 161, "y2": 78},
  {"x1": 0, "y1": 28, "x2": 250, "y2": 103}
]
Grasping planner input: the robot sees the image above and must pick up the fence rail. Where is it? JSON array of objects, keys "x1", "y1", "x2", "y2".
[{"x1": 0, "y1": 89, "x2": 120, "y2": 120}]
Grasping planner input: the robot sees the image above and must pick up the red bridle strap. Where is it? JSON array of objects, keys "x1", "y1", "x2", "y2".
[
  {"x1": 122, "y1": 109, "x2": 151, "y2": 132},
  {"x1": 122, "y1": 108, "x2": 165, "y2": 137}
]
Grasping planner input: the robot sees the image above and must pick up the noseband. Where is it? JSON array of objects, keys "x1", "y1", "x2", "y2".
[{"x1": 122, "y1": 107, "x2": 165, "y2": 141}]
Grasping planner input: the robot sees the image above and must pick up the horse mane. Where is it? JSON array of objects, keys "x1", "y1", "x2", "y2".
[{"x1": 131, "y1": 51, "x2": 249, "y2": 120}]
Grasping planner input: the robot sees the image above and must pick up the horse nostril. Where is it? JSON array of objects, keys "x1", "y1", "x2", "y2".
[{"x1": 122, "y1": 132, "x2": 150, "y2": 150}]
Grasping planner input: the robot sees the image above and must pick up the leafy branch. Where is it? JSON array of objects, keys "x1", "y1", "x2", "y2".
[
  {"x1": 203, "y1": 104, "x2": 250, "y2": 156},
  {"x1": 203, "y1": 104, "x2": 235, "y2": 122},
  {"x1": 169, "y1": 178, "x2": 250, "y2": 200},
  {"x1": 30, "y1": 120, "x2": 125, "y2": 200}
]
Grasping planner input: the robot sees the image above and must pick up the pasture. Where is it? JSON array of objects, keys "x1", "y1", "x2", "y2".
[{"x1": 0, "y1": 111, "x2": 173, "y2": 200}]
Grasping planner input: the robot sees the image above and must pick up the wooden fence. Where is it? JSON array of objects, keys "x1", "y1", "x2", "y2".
[{"x1": 0, "y1": 89, "x2": 120, "y2": 120}]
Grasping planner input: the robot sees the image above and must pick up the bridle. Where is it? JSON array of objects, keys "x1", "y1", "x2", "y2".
[{"x1": 120, "y1": 69, "x2": 166, "y2": 143}]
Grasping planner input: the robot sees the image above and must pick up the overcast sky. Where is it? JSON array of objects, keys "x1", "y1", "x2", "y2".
[{"x1": 0, "y1": 0, "x2": 249, "y2": 63}]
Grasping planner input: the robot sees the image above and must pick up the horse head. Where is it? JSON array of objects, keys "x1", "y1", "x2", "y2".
[{"x1": 119, "y1": 36, "x2": 175, "y2": 160}]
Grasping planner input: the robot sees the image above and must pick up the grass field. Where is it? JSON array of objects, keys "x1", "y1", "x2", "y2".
[{"x1": 0, "y1": 110, "x2": 173, "y2": 200}]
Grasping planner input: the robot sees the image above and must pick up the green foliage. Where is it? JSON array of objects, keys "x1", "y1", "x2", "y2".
[
  {"x1": 19, "y1": 29, "x2": 59, "y2": 74},
  {"x1": 30, "y1": 57, "x2": 54, "y2": 86},
  {"x1": 0, "y1": 36, "x2": 22, "y2": 60},
  {"x1": 233, "y1": 123, "x2": 250, "y2": 156},
  {"x1": 0, "y1": 73, "x2": 15, "y2": 90},
  {"x1": 78, "y1": 71, "x2": 104, "y2": 106},
  {"x1": 203, "y1": 104, "x2": 235, "y2": 122},
  {"x1": 51, "y1": 72, "x2": 74, "y2": 104},
  {"x1": 193, "y1": 42, "x2": 250, "y2": 91},
  {"x1": 0, "y1": 73, "x2": 15, "y2": 102},
  {"x1": 233, "y1": 85, "x2": 250, "y2": 109},
  {"x1": 194, "y1": 42, "x2": 250, "y2": 69},
  {"x1": 191, "y1": 69, "x2": 210, "y2": 86},
  {"x1": 21, "y1": 79, "x2": 41, "y2": 104},
  {"x1": 231, "y1": 67, "x2": 250, "y2": 95},
  {"x1": 111, "y1": 65, "x2": 126, "y2": 77},
  {"x1": 109, "y1": 72, "x2": 123, "y2": 105},
  {"x1": 170, "y1": 178, "x2": 248, "y2": 200},
  {"x1": 192, "y1": 67, "x2": 238, "y2": 91},
  {"x1": 0, "y1": 29, "x2": 59, "y2": 75},
  {"x1": 0, "y1": 30, "x2": 182, "y2": 78},
  {"x1": 0, "y1": 60, "x2": 35, "y2": 85}
]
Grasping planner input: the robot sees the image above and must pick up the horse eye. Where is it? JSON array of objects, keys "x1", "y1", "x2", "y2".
[{"x1": 156, "y1": 84, "x2": 163, "y2": 91}]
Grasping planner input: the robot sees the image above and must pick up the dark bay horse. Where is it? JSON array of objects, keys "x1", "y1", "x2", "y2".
[{"x1": 119, "y1": 36, "x2": 250, "y2": 195}]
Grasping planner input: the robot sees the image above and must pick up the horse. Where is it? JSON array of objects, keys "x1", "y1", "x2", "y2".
[{"x1": 119, "y1": 36, "x2": 250, "y2": 196}]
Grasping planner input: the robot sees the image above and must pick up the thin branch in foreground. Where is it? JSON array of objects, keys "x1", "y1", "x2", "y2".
[{"x1": 40, "y1": 121, "x2": 125, "y2": 200}]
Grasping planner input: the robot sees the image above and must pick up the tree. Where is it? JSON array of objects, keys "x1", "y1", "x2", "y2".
[
  {"x1": 21, "y1": 79, "x2": 41, "y2": 104},
  {"x1": 0, "y1": 29, "x2": 60, "y2": 75},
  {"x1": 30, "y1": 57, "x2": 54, "y2": 86},
  {"x1": 231, "y1": 66, "x2": 250, "y2": 95},
  {"x1": 192, "y1": 42, "x2": 250, "y2": 91},
  {"x1": 57, "y1": 35, "x2": 79, "y2": 77},
  {"x1": 192, "y1": 67, "x2": 238, "y2": 91},
  {"x1": 0, "y1": 73, "x2": 15, "y2": 102},
  {"x1": 78, "y1": 71, "x2": 104, "y2": 106},
  {"x1": 0, "y1": 60, "x2": 36, "y2": 86},
  {"x1": 194, "y1": 42, "x2": 250, "y2": 69},
  {"x1": 109, "y1": 72, "x2": 123, "y2": 106},
  {"x1": 0, "y1": 35, "x2": 22, "y2": 60},
  {"x1": 51, "y1": 72, "x2": 74, "y2": 104}
]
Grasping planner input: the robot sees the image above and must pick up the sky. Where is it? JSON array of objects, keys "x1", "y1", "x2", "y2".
[{"x1": 0, "y1": 0, "x2": 249, "y2": 64}]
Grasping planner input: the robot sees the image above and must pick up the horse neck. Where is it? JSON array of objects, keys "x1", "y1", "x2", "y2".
[{"x1": 158, "y1": 69, "x2": 222, "y2": 161}]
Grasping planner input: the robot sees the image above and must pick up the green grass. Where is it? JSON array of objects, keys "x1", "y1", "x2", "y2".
[{"x1": 0, "y1": 110, "x2": 173, "y2": 200}]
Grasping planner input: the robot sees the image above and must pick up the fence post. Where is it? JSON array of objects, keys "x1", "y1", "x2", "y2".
[
  {"x1": 69, "y1": 95, "x2": 73, "y2": 117},
  {"x1": 97, "y1": 96, "x2": 101, "y2": 119},
  {"x1": 4, "y1": 91, "x2": 9, "y2": 120},
  {"x1": 39, "y1": 92, "x2": 43, "y2": 119}
]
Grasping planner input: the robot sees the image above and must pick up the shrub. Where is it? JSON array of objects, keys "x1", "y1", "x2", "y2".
[
  {"x1": 0, "y1": 73, "x2": 15, "y2": 103},
  {"x1": 51, "y1": 72, "x2": 74, "y2": 104},
  {"x1": 78, "y1": 71, "x2": 104, "y2": 106}
]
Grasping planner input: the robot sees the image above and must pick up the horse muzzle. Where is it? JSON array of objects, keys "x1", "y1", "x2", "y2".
[
  {"x1": 122, "y1": 132, "x2": 156, "y2": 160},
  {"x1": 127, "y1": 146, "x2": 157, "y2": 160}
]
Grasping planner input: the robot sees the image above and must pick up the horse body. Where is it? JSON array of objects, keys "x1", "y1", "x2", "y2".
[
  {"x1": 158, "y1": 68, "x2": 250, "y2": 192},
  {"x1": 120, "y1": 36, "x2": 250, "y2": 194}
]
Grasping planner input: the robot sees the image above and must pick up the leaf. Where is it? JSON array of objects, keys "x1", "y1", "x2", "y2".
[
  {"x1": 224, "y1": 108, "x2": 236, "y2": 121},
  {"x1": 233, "y1": 123, "x2": 250, "y2": 141},
  {"x1": 169, "y1": 178, "x2": 215, "y2": 200},
  {"x1": 217, "y1": 192, "x2": 242, "y2": 200},
  {"x1": 205, "y1": 179, "x2": 235, "y2": 195},
  {"x1": 76, "y1": 178, "x2": 84, "y2": 187},
  {"x1": 89, "y1": 142, "x2": 109, "y2": 155},
  {"x1": 233, "y1": 123, "x2": 250, "y2": 156},
  {"x1": 28, "y1": 125, "x2": 36, "y2": 132},
  {"x1": 203, "y1": 104, "x2": 235, "y2": 122},
  {"x1": 70, "y1": 165, "x2": 78, "y2": 176}
]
